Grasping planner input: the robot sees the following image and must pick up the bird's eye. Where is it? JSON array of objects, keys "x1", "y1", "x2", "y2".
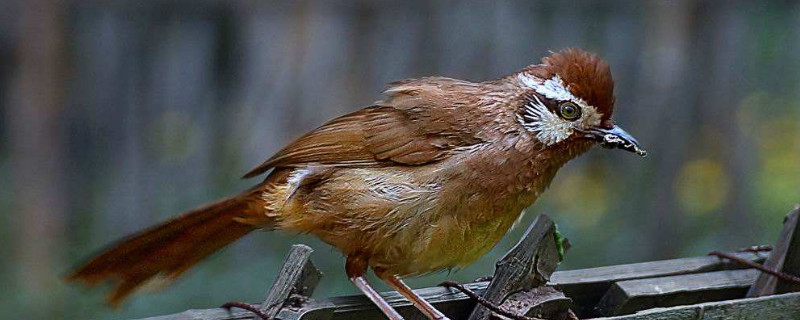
[{"x1": 558, "y1": 102, "x2": 581, "y2": 121}]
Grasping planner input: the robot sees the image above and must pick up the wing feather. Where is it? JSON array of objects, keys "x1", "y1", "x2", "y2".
[{"x1": 243, "y1": 78, "x2": 484, "y2": 178}]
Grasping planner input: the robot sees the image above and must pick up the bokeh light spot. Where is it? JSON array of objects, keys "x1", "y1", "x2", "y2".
[
  {"x1": 551, "y1": 170, "x2": 610, "y2": 229},
  {"x1": 675, "y1": 159, "x2": 730, "y2": 216}
]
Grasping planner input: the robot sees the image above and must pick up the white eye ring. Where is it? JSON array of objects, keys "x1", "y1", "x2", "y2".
[{"x1": 558, "y1": 102, "x2": 581, "y2": 121}]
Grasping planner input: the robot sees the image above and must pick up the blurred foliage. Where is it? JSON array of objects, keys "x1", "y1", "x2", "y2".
[{"x1": 676, "y1": 158, "x2": 729, "y2": 215}]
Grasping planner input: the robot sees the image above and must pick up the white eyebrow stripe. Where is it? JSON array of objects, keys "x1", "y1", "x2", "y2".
[
  {"x1": 516, "y1": 73, "x2": 539, "y2": 89},
  {"x1": 517, "y1": 73, "x2": 589, "y2": 107},
  {"x1": 536, "y1": 75, "x2": 574, "y2": 101}
]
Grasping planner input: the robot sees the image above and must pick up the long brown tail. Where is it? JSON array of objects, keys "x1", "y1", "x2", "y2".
[{"x1": 67, "y1": 186, "x2": 270, "y2": 305}]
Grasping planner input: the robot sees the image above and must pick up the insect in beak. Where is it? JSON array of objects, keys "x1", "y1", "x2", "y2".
[{"x1": 580, "y1": 125, "x2": 647, "y2": 157}]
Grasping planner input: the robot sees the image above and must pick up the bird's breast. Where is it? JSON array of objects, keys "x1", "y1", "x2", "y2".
[{"x1": 271, "y1": 140, "x2": 570, "y2": 276}]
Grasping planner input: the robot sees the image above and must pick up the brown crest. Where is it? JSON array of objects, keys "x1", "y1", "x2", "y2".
[{"x1": 527, "y1": 48, "x2": 615, "y2": 123}]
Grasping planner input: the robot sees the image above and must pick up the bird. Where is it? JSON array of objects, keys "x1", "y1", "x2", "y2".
[{"x1": 67, "y1": 48, "x2": 645, "y2": 320}]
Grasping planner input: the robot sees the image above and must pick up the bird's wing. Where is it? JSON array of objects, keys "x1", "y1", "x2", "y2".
[{"x1": 243, "y1": 79, "x2": 484, "y2": 178}]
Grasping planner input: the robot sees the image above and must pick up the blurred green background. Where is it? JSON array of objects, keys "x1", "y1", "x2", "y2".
[{"x1": 2, "y1": 0, "x2": 800, "y2": 319}]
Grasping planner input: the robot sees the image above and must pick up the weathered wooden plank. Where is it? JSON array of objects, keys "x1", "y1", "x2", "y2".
[
  {"x1": 552, "y1": 252, "x2": 766, "y2": 285},
  {"x1": 140, "y1": 244, "x2": 323, "y2": 320},
  {"x1": 552, "y1": 251, "x2": 767, "y2": 316},
  {"x1": 595, "y1": 269, "x2": 759, "y2": 316},
  {"x1": 139, "y1": 251, "x2": 767, "y2": 320},
  {"x1": 498, "y1": 286, "x2": 572, "y2": 320},
  {"x1": 140, "y1": 280, "x2": 486, "y2": 320},
  {"x1": 277, "y1": 300, "x2": 335, "y2": 320},
  {"x1": 283, "y1": 252, "x2": 766, "y2": 320},
  {"x1": 141, "y1": 309, "x2": 255, "y2": 320},
  {"x1": 590, "y1": 291, "x2": 800, "y2": 320},
  {"x1": 312, "y1": 281, "x2": 490, "y2": 320},
  {"x1": 748, "y1": 206, "x2": 800, "y2": 297},
  {"x1": 261, "y1": 245, "x2": 321, "y2": 317},
  {"x1": 469, "y1": 214, "x2": 561, "y2": 320}
]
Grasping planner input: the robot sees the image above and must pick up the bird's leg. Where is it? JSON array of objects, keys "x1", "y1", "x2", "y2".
[
  {"x1": 375, "y1": 268, "x2": 449, "y2": 320},
  {"x1": 346, "y1": 256, "x2": 404, "y2": 320}
]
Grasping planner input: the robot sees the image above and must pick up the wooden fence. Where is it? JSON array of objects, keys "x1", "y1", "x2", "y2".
[{"x1": 139, "y1": 206, "x2": 800, "y2": 320}]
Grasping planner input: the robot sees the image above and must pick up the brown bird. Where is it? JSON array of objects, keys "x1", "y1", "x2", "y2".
[{"x1": 68, "y1": 48, "x2": 645, "y2": 320}]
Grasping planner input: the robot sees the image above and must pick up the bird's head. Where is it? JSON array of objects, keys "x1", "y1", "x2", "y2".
[{"x1": 514, "y1": 48, "x2": 646, "y2": 157}]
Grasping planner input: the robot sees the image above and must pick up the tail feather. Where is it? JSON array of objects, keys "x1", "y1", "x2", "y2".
[{"x1": 67, "y1": 187, "x2": 268, "y2": 305}]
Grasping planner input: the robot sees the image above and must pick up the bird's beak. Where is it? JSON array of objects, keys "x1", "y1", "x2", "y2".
[{"x1": 581, "y1": 125, "x2": 647, "y2": 157}]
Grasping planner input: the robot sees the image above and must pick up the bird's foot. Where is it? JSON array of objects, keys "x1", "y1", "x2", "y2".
[
  {"x1": 221, "y1": 301, "x2": 271, "y2": 320},
  {"x1": 439, "y1": 281, "x2": 540, "y2": 320}
]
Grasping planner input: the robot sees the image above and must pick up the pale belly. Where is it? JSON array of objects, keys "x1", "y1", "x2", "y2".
[
  {"x1": 277, "y1": 166, "x2": 534, "y2": 276},
  {"x1": 384, "y1": 207, "x2": 524, "y2": 276}
]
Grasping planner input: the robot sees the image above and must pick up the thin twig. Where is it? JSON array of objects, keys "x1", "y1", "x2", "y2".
[
  {"x1": 221, "y1": 301, "x2": 271, "y2": 320},
  {"x1": 439, "y1": 281, "x2": 545, "y2": 320},
  {"x1": 708, "y1": 251, "x2": 800, "y2": 285}
]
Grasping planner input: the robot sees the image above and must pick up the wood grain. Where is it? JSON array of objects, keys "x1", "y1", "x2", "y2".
[
  {"x1": 591, "y1": 291, "x2": 800, "y2": 320},
  {"x1": 139, "y1": 251, "x2": 767, "y2": 320},
  {"x1": 748, "y1": 206, "x2": 800, "y2": 297},
  {"x1": 260, "y1": 245, "x2": 321, "y2": 318},
  {"x1": 468, "y1": 214, "x2": 560, "y2": 320},
  {"x1": 595, "y1": 269, "x2": 758, "y2": 316}
]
